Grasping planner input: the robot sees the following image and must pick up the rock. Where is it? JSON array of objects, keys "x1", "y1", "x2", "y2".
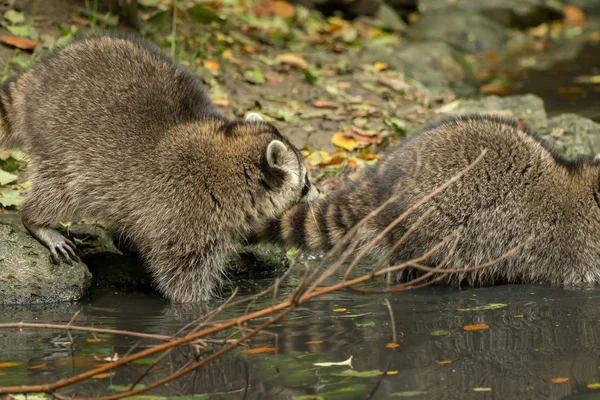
[
  {"x1": 450, "y1": 94, "x2": 548, "y2": 130},
  {"x1": 410, "y1": 11, "x2": 508, "y2": 53},
  {"x1": 227, "y1": 245, "x2": 290, "y2": 277},
  {"x1": 417, "y1": 0, "x2": 563, "y2": 27},
  {"x1": 360, "y1": 41, "x2": 476, "y2": 100},
  {"x1": 0, "y1": 213, "x2": 92, "y2": 305},
  {"x1": 541, "y1": 113, "x2": 600, "y2": 158}
]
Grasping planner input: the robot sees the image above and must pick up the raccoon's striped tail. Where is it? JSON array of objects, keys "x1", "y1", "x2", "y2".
[{"x1": 256, "y1": 196, "x2": 361, "y2": 253}]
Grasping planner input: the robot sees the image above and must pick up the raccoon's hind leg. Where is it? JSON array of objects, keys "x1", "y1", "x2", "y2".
[{"x1": 20, "y1": 172, "x2": 81, "y2": 265}]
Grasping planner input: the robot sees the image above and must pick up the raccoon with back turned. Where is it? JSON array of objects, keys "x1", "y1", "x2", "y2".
[
  {"x1": 256, "y1": 114, "x2": 600, "y2": 287},
  {"x1": 0, "y1": 33, "x2": 319, "y2": 303}
]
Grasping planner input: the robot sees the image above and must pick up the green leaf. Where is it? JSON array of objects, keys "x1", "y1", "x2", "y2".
[
  {"x1": 4, "y1": 10, "x2": 24, "y2": 24},
  {"x1": 388, "y1": 390, "x2": 428, "y2": 397},
  {"x1": 587, "y1": 383, "x2": 600, "y2": 389},
  {"x1": 244, "y1": 68, "x2": 265, "y2": 85},
  {"x1": 133, "y1": 358, "x2": 157, "y2": 365},
  {"x1": 356, "y1": 321, "x2": 375, "y2": 327},
  {"x1": 383, "y1": 117, "x2": 408, "y2": 133},
  {"x1": 0, "y1": 169, "x2": 17, "y2": 185},
  {"x1": 458, "y1": 303, "x2": 508, "y2": 312},
  {"x1": 7, "y1": 25, "x2": 38, "y2": 41},
  {"x1": 109, "y1": 384, "x2": 146, "y2": 392},
  {"x1": 11, "y1": 55, "x2": 30, "y2": 69},
  {"x1": 430, "y1": 330, "x2": 450, "y2": 337},
  {"x1": 0, "y1": 189, "x2": 22, "y2": 207},
  {"x1": 186, "y1": 5, "x2": 226, "y2": 25},
  {"x1": 332, "y1": 369, "x2": 382, "y2": 378},
  {"x1": 303, "y1": 68, "x2": 319, "y2": 84}
]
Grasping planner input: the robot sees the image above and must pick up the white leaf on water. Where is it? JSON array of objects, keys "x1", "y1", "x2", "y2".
[{"x1": 313, "y1": 355, "x2": 353, "y2": 368}]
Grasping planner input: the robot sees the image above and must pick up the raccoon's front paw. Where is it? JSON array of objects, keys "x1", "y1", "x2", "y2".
[{"x1": 48, "y1": 236, "x2": 80, "y2": 265}]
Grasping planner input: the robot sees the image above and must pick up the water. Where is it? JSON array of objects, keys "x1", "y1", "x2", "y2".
[{"x1": 1, "y1": 275, "x2": 600, "y2": 400}]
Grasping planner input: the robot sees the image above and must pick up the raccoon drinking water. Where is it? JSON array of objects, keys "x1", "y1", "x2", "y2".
[
  {"x1": 0, "y1": 33, "x2": 319, "y2": 303},
  {"x1": 256, "y1": 114, "x2": 600, "y2": 287}
]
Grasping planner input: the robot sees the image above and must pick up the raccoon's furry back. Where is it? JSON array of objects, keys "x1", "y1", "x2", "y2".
[{"x1": 257, "y1": 114, "x2": 600, "y2": 288}]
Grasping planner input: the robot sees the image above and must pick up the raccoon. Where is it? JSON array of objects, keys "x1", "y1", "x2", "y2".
[
  {"x1": 255, "y1": 114, "x2": 600, "y2": 287},
  {"x1": 0, "y1": 33, "x2": 319, "y2": 303}
]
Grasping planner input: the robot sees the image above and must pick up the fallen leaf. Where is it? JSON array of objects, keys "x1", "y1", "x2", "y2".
[
  {"x1": 430, "y1": 330, "x2": 449, "y2": 337},
  {"x1": 348, "y1": 125, "x2": 378, "y2": 137},
  {"x1": 92, "y1": 372, "x2": 115, "y2": 379},
  {"x1": 436, "y1": 360, "x2": 453, "y2": 365},
  {"x1": 514, "y1": 315, "x2": 524, "y2": 318},
  {"x1": 485, "y1": 52, "x2": 499, "y2": 63},
  {"x1": 104, "y1": 353, "x2": 119, "y2": 362},
  {"x1": 356, "y1": 321, "x2": 375, "y2": 328},
  {"x1": 563, "y1": 5, "x2": 584, "y2": 27},
  {"x1": 314, "y1": 355, "x2": 353, "y2": 367},
  {"x1": 241, "y1": 347, "x2": 277, "y2": 354},
  {"x1": 552, "y1": 377, "x2": 569, "y2": 383},
  {"x1": 203, "y1": 59, "x2": 219, "y2": 75},
  {"x1": 587, "y1": 383, "x2": 600, "y2": 389},
  {"x1": 332, "y1": 369, "x2": 382, "y2": 378},
  {"x1": 331, "y1": 133, "x2": 357, "y2": 151},
  {"x1": 377, "y1": 76, "x2": 410, "y2": 92},
  {"x1": 305, "y1": 340, "x2": 324, "y2": 345},
  {"x1": 0, "y1": 170, "x2": 17, "y2": 185},
  {"x1": 388, "y1": 391, "x2": 427, "y2": 397},
  {"x1": 463, "y1": 324, "x2": 489, "y2": 331},
  {"x1": 347, "y1": 159, "x2": 357, "y2": 168},
  {"x1": 213, "y1": 98, "x2": 229, "y2": 107},
  {"x1": 0, "y1": 35, "x2": 36, "y2": 50},
  {"x1": 275, "y1": 53, "x2": 306, "y2": 69},
  {"x1": 480, "y1": 83, "x2": 510, "y2": 95},
  {"x1": 4, "y1": 10, "x2": 24, "y2": 24},
  {"x1": 252, "y1": 0, "x2": 295, "y2": 18},
  {"x1": 0, "y1": 362, "x2": 19, "y2": 368},
  {"x1": 186, "y1": 5, "x2": 226, "y2": 24},
  {"x1": 472, "y1": 387, "x2": 492, "y2": 392},
  {"x1": 386, "y1": 343, "x2": 400, "y2": 348},
  {"x1": 27, "y1": 364, "x2": 46, "y2": 369},
  {"x1": 386, "y1": 370, "x2": 398, "y2": 375},
  {"x1": 312, "y1": 100, "x2": 338, "y2": 109},
  {"x1": 86, "y1": 338, "x2": 107, "y2": 343},
  {"x1": 264, "y1": 72, "x2": 282, "y2": 83},
  {"x1": 332, "y1": 307, "x2": 347, "y2": 312},
  {"x1": 374, "y1": 62, "x2": 387, "y2": 71}
]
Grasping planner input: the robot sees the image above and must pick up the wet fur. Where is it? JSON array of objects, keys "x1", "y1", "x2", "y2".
[
  {"x1": 257, "y1": 114, "x2": 600, "y2": 287},
  {"x1": 0, "y1": 33, "x2": 317, "y2": 302}
]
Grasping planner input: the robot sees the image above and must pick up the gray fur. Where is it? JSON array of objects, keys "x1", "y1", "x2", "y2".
[
  {"x1": 259, "y1": 114, "x2": 600, "y2": 288},
  {"x1": 0, "y1": 33, "x2": 319, "y2": 302}
]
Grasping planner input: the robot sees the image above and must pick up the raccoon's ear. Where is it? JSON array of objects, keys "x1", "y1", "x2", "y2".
[
  {"x1": 245, "y1": 112, "x2": 264, "y2": 122},
  {"x1": 266, "y1": 140, "x2": 287, "y2": 168}
]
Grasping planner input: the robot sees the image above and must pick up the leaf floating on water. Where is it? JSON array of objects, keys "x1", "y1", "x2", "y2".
[
  {"x1": 552, "y1": 377, "x2": 569, "y2": 383},
  {"x1": 332, "y1": 307, "x2": 347, "y2": 312},
  {"x1": 458, "y1": 303, "x2": 507, "y2": 312},
  {"x1": 356, "y1": 321, "x2": 375, "y2": 327},
  {"x1": 587, "y1": 383, "x2": 600, "y2": 389},
  {"x1": 92, "y1": 372, "x2": 115, "y2": 379},
  {"x1": 304, "y1": 340, "x2": 324, "y2": 345},
  {"x1": 109, "y1": 384, "x2": 146, "y2": 392},
  {"x1": 386, "y1": 343, "x2": 400, "y2": 349},
  {"x1": 241, "y1": 347, "x2": 277, "y2": 354},
  {"x1": 87, "y1": 338, "x2": 107, "y2": 343},
  {"x1": 104, "y1": 353, "x2": 119, "y2": 362},
  {"x1": 436, "y1": 360, "x2": 452, "y2": 365},
  {"x1": 332, "y1": 369, "x2": 382, "y2": 378},
  {"x1": 463, "y1": 324, "x2": 489, "y2": 331},
  {"x1": 133, "y1": 358, "x2": 157, "y2": 365},
  {"x1": 386, "y1": 370, "x2": 399, "y2": 375},
  {"x1": 313, "y1": 355, "x2": 353, "y2": 367},
  {"x1": 27, "y1": 364, "x2": 46, "y2": 369},
  {"x1": 430, "y1": 330, "x2": 449, "y2": 337},
  {"x1": 472, "y1": 387, "x2": 492, "y2": 392},
  {"x1": 0, "y1": 362, "x2": 19, "y2": 368}
]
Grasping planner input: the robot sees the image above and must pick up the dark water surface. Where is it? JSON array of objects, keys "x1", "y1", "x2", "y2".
[{"x1": 1, "y1": 278, "x2": 600, "y2": 400}]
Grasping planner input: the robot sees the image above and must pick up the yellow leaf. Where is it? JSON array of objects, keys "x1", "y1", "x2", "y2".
[
  {"x1": 552, "y1": 377, "x2": 569, "y2": 383},
  {"x1": 386, "y1": 370, "x2": 398, "y2": 375},
  {"x1": 331, "y1": 133, "x2": 357, "y2": 151},
  {"x1": 385, "y1": 343, "x2": 400, "y2": 348},
  {"x1": 305, "y1": 340, "x2": 324, "y2": 345},
  {"x1": 436, "y1": 360, "x2": 453, "y2": 365},
  {"x1": 87, "y1": 338, "x2": 107, "y2": 343},
  {"x1": 92, "y1": 372, "x2": 115, "y2": 379},
  {"x1": 332, "y1": 308, "x2": 347, "y2": 312},
  {"x1": 0, "y1": 362, "x2": 19, "y2": 368},
  {"x1": 27, "y1": 364, "x2": 46, "y2": 369},
  {"x1": 226, "y1": 339, "x2": 239, "y2": 344},
  {"x1": 463, "y1": 324, "x2": 489, "y2": 331},
  {"x1": 275, "y1": 53, "x2": 306, "y2": 69},
  {"x1": 374, "y1": 62, "x2": 387, "y2": 71},
  {"x1": 203, "y1": 59, "x2": 220, "y2": 75},
  {"x1": 241, "y1": 347, "x2": 277, "y2": 354}
]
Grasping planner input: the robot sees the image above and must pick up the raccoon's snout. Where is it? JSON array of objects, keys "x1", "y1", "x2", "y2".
[{"x1": 300, "y1": 183, "x2": 320, "y2": 204}]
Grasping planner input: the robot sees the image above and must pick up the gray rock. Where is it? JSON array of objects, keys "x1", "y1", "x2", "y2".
[
  {"x1": 410, "y1": 11, "x2": 508, "y2": 53},
  {"x1": 0, "y1": 213, "x2": 92, "y2": 305},
  {"x1": 450, "y1": 94, "x2": 548, "y2": 130},
  {"x1": 417, "y1": 0, "x2": 563, "y2": 27},
  {"x1": 541, "y1": 113, "x2": 600, "y2": 158},
  {"x1": 360, "y1": 41, "x2": 476, "y2": 100}
]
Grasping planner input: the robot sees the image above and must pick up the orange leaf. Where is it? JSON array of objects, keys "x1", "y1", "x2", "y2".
[
  {"x1": 313, "y1": 100, "x2": 338, "y2": 109},
  {"x1": 361, "y1": 154, "x2": 380, "y2": 161},
  {"x1": 563, "y1": 6, "x2": 584, "y2": 27},
  {"x1": 0, "y1": 35, "x2": 36, "y2": 50},
  {"x1": 480, "y1": 83, "x2": 510, "y2": 95},
  {"x1": 463, "y1": 323, "x2": 489, "y2": 331},
  {"x1": 0, "y1": 362, "x2": 19, "y2": 368},
  {"x1": 265, "y1": 72, "x2": 283, "y2": 83},
  {"x1": 552, "y1": 377, "x2": 569, "y2": 383},
  {"x1": 27, "y1": 364, "x2": 46, "y2": 369},
  {"x1": 319, "y1": 156, "x2": 346, "y2": 167},
  {"x1": 348, "y1": 125, "x2": 378, "y2": 137},
  {"x1": 241, "y1": 347, "x2": 277, "y2": 354},
  {"x1": 271, "y1": 1, "x2": 295, "y2": 17},
  {"x1": 275, "y1": 53, "x2": 306, "y2": 69},
  {"x1": 485, "y1": 52, "x2": 499, "y2": 63},
  {"x1": 436, "y1": 360, "x2": 453, "y2": 365},
  {"x1": 86, "y1": 338, "x2": 107, "y2": 343},
  {"x1": 213, "y1": 98, "x2": 229, "y2": 107},
  {"x1": 377, "y1": 76, "x2": 410, "y2": 92},
  {"x1": 203, "y1": 59, "x2": 220, "y2": 75},
  {"x1": 305, "y1": 340, "x2": 324, "y2": 345},
  {"x1": 385, "y1": 343, "x2": 400, "y2": 348},
  {"x1": 331, "y1": 132, "x2": 357, "y2": 151},
  {"x1": 347, "y1": 159, "x2": 357, "y2": 168}
]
